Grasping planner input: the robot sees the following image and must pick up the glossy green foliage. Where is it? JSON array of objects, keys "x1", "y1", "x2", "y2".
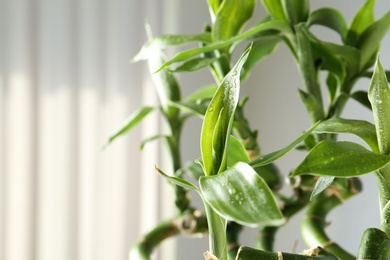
[
  {"x1": 292, "y1": 141, "x2": 390, "y2": 178},
  {"x1": 250, "y1": 122, "x2": 320, "y2": 168},
  {"x1": 282, "y1": 0, "x2": 310, "y2": 25},
  {"x1": 261, "y1": 0, "x2": 286, "y2": 21},
  {"x1": 200, "y1": 162, "x2": 284, "y2": 227},
  {"x1": 132, "y1": 33, "x2": 211, "y2": 62},
  {"x1": 308, "y1": 8, "x2": 347, "y2": 41},
  {"x1": 369, "y1": 58, "x2": 390, "y2": 155},
  {"x1": 227, "y1": 135, "x2": 250, "y2": 167},
  {"x1": 103, "y1": 106, "x2": 154, "y2": 147},
  {"x1": 310, "y1": 176, "x2": 335, "y2": 200},
  {"x1": 346, "y1": 0, "x2": 375, "y2": 46},
  {"x1": 314, "y1": 118, "x2": 378, "y2": 153},
  {"x1": 157, "y1": 20, "x2": 290, "y2": 71},
  {"x1": 212, "y1": 0, "x2": 255, "y2": 46},
  {"x1": 201, "y1": 46, "x2": 251, "y2": 176}
]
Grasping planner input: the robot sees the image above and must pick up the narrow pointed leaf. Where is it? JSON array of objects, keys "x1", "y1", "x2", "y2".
[
  {"x1": 227, "y1": 135, "x2": 250, "y2": 167},
  {"x1": 351, "y1": 90, "x2": 371, "y2": 110},
  {"x1": 156, "y1": 166, "x2": 199, "y2": 191},
  {"x1": 132, "y1": 33, "x2": 212, "y2": 62},
  {"x1": 311, "y1": 176, "x2": 335, "y2": 200},
  {"x1": 186, "y1": 84, "x2": 218, "y2": 102},
  {"x1": 212, "y1": 0, "x2": 256, "y2": 47},
  {"x1": 357, "y1": 11, "x2": 390, "y2": 70},
  {"x1": 241, "y1": 35, "x2": 281, "y2": 80},
  {"x1": 292, "y1": 141, "x2": 390, "y2": 178},
  {"x1": 250, "y1": 121, "x2": 320, "y2": 168},
  {"x1": 199, "y1": 162, "x2": 284, "y2": 227},
  {"x1": 169, "y1": 100, "x2": 207, "y2": 117},
  {"x1": 314, "y1": 118, "x2": 378, "y2": 153},
  {"x1": 346, "y1": 0, "x2": 375, "y2": 46},
  {"x1": 169, "y1": 56, "x2": 220, "y2": 73},
  {"x1": 156, "y1": 20, "x2": 290, "y2": 71},
  {"x1": 368, "y1": 57, "x2": 390, "y2": 155},
  {"x1": 308, "y1": 8, "x2": 347, "y2": 41},
  {"x1": 103, "y1": 106, "x2": 154, "y2": 147},
  {"x1": 201, "y1": 46, "x2": 251, "y2": 176},
  {"x1": 139, "y1": 134, "x2": 165, "y2": 150},
  {"x1": 261, "y1": 0, "x2": 286, "y2": 21}
]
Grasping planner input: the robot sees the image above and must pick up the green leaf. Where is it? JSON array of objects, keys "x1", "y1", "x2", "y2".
[
  {"x1": 298, "y1": 90, "x2": 324, "y2": 125},
  {"x1": 292, "y1": 141, "x2": 390, "y2": 178},
  {"x1": 295, "y1": 24, "x2": 323, "y2": 119},
  {"x1": 368, "y1": 57, "x2": 390, "y2": 155},
  {"x1": 308, "y1": 8, "x2": 347, "y2": 41},
  {"x1": 103, "y1": 106, "x2": 154, "y2": 148},
  {"x1": 351, "y1": 90, "x2": 371, "y2": 110},
  {"x1": 357, "y1": 11, "x2": 390, "y2": 70},
  {"x1": 139, "y1": 134, "x2": 165, "y2": 150},
  {"x1": 326, "y1": 72, "x2": 338, "y2": 105},
  {"x1": 169, "y1": 56, "x2": 220, "y2": 73},
  {"x1": 156, "y1": 166, "x2": 199, "y2": 191},
  {"x1": 132, "y1": 33, "x2": 212, "y2": 62},
  {"x1": 311, "y1": 176, "x2": 335, "y2": 200},
  {"x1": 212, "y1": 0, "x2": 256, "y2": 48},
  {"x1": 207, "y1": 0, "x2": 223, "y2": 17},
  {"x1": 282, "y1": 0, "x2": 310, "y2": 24},
  {"x1": 156, "y1": 20, "x2": 290, "y2": 71},
  {"x1": 346, "y1": 0, "x2": 375, "y2": 46},
  {"x1": 261, "y1": 0, "x2": 287, "y2": 21},
  {"x1": 169, "y1": 100, "x2": 207, "y2": 117},
  {"x1": 185, "y1": 160, "x2": 205, "y2": 180},
  {"x1": 199, "y1": 162, "x2": 284, "y2": 227},
  {"x1": 241, "y1": 35, "x2": 281, "y2": 80},
  {"x1": 314, "y1": 118, "x2": 379, "y2": 153},
  {"x1": 186, "y1": 84, "x2": 218, "y2": 102},
  {"x1": 227, "y1": 135, "x2": 250, "y2": 167},
  {"x1": 201, "y1": 46, "x2": 251, "y2": 176},
  {"x1": 250, "y1": 121, "x2": 320, "y2": 168}
]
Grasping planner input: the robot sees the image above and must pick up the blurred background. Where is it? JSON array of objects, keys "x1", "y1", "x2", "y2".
[{"x1": 0, "y1": 0, "x2": 389, "y2": 260}]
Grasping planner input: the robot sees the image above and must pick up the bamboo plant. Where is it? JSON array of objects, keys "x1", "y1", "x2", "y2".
[{"x1": 105, "y1": 0, "x2": 390, "y2": 259}]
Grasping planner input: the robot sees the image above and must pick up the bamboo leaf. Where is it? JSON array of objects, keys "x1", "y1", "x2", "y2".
[
  {"x1": 132, "y1": 33, "x2": 212, "y2": 62},
  {"x1": 186, "y1": 84, "x2": 218, "y2": 102},
  {"x1": 368, "y1": 57, "x2": 390, "y2": 155},
  {"x1": 311, "y1": 176, "x2": 335, "y2": 200},
  {"x1": 261, "y1": 0, "x2": 287, "y2": 21},
  {"x1": 292, "y1": 141, "x2": 390, "y2": 178},
  {"x1": 357, "y1": 11, "x2": 390, "y2": 70},
  {"x1": 308, "y1": 8, "x2": 347, "y2": 41},
  {"x1": 346, "y1": 0, "x2": 375, "y2": 46},
  {"x1": 250, "y1": 121, "x2": 320, "y2": 168},
  {"x1": 156, "y1": 166, "x2": 199, "y2": 191},
  {"x1": 201, "y1": 46, "x2": 251, "y2": 176},
  {"x1": 169, "y1": 100, "x2": 207, "y2": 117},
  {"x1": 199, "y1": 162, "x2": 284, "y2": 227},
  {"x1": 212, "y1": 0, "x2": 256, "y2": 48},
  {"x1": 351, "y1": 90, "x2": 371, "y2": 110},
  {"x1": 282, "y1": 0, "x2": 310, "y2": 24},
  {"x1": 103, "y1": 106, "x2": 154, "y2": 147},
  {"x1": 314, "y1": 118, "x2": 379, "y2": 153},
  {"x1": 241, "y1": 35, "x2": 281, "y2": 80},
  {"x1": 156, "y1": 20, "x2": 290, "y2": 71},
  {"x1": 139, "y1": 134, "x2": 165, "y2": 150},
  {"x1": 169, "y1": 56, "x2": 220, "y2": 73},
  {"x1": 227, "y1": 135, "x2": 250, "y2": 167}
]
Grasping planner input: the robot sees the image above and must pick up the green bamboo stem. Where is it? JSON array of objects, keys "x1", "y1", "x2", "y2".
[
  {"x1": 357, "y1": 228, "x2": 390, "y2": 260},
  {"x1": 236, "y1": 245, "x2": 339, "y2": 259},
  {"x1": 129, "y1": 220, "x2": 179, "y2": 260},
  {"x1": 301, "y1": 178, "x2": 362, "y2": 260}
]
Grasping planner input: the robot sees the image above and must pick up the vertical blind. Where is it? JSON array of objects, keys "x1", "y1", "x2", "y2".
[{"x1": 0, "y1": 0, "x2": 179, "y2": 259}]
